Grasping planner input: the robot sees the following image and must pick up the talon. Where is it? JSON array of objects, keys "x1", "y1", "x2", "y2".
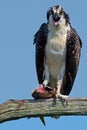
[
  {"x1": 55, "y1": 92, "x2": 69, "y2": 106},
  {"x1": 56, "y1": 93, "x2": 69, "y2": 100},
  {"x1": 42, "y1": 84, "x2": 46, "y2": 89}
]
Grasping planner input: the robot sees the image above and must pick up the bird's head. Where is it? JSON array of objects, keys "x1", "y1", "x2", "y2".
[{"x1": 47, "y1": 5, "x2": 70, "y2": 27}]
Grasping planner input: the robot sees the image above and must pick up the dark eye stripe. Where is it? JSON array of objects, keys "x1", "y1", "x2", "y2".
[{"x1": 50, "y1": 8, "x2": 54, "y2": 14}]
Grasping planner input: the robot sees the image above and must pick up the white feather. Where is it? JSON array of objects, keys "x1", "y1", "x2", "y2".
[{"x1": 44, "y1": 23, "x2": 70, "y2": 87}]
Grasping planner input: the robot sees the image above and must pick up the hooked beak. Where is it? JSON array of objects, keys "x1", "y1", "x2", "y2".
[{"x1": 53, "y1": 13, "x2": 60, "y2": 26}]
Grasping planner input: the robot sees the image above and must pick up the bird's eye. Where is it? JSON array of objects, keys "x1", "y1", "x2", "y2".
[{"x1": 59, "y1": 11, "x2": 64, "y2": 15}]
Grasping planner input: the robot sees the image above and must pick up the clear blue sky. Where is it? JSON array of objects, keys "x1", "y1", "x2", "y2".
[{"x1": 0, "y1": 0, "x2": 87, "y2": 129}]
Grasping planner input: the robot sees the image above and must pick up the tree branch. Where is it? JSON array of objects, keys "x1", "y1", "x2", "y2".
[{"x1": 0, "y1": 98, "x2": 87, "y2": 123}]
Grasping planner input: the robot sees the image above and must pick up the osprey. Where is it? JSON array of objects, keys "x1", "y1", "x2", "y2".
[{"x1": 33, "y1": 5, "x2": 82, "y2": 100}]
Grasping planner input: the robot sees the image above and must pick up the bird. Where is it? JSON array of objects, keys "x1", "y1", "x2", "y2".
[{"x1": 33, "y1": 5, "x2": 82, "y2": 125}]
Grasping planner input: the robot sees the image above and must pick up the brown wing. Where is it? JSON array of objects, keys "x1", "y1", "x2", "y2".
[
  {"x1": 33, "y1": 23, "x2": 48, "y2": 84},
  {"x1": 62, "y1": 28, "x2": 82, "y2": 95}
]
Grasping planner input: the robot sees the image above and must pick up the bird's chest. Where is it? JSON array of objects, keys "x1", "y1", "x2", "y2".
[{"x1": 45, "y1": 32, "x2": 67, "y2": 63}]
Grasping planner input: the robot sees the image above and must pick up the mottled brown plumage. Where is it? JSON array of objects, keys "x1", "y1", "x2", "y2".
[
  {"x1": 33, "y1": 5, "x2": 82, "y2": 125},
  {"x1": 34, "y1": 24, "x2": 82, "y2": 96},
  {"x1": 61, "y1": 28, "x2": 82, "y2": 95}
]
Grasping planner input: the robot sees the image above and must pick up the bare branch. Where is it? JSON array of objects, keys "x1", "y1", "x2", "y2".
[{"x1": 0, "y1": 98, "x2": 87, "y2": 123}]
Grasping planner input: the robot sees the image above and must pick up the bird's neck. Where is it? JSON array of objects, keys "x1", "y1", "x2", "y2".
[{"x1": 48, "y1": 23, "x2": 71, "y2": 36}]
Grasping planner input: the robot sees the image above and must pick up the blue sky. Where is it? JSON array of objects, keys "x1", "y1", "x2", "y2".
[{"x1": 0, "y1": 0, "x2": 87, "y2": 130}]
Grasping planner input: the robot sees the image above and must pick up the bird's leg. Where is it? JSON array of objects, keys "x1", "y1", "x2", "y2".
[
  {"x1": 43, "y1": 64, "x2": 50, "y2": 88},
  {"x1": 56, "y1": 65, "x2": 69, "y2": 100},
  {"x1": 56, "y1": 80, "x2": 69, "y2": 99},
  {"x1": 43, "y1": 79, "x2": 48, "y2": 88}
]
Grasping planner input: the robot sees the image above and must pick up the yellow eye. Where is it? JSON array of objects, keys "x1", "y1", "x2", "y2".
[{"x1": 59, "y1": 11, "x2": 64, "y2": 15}]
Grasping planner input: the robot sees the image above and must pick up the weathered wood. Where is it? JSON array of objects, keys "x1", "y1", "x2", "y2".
[{"x1": 0, "y1": 98, "x2": 87, "y2": 123}]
